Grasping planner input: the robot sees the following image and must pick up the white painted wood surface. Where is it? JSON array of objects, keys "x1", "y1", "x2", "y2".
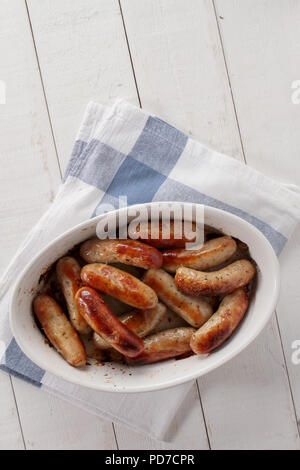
[
  {"x1": 0, "y1": 372, "x2": 24, "y2": 450},
  {"x1": 0, "y1": 0, "x2": 299, "y2": 449},
  {"x1": 27, "y1": 0, "x2": 139, "y2": 172}
]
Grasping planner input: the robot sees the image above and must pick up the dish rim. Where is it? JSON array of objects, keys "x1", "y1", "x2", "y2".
[{"x1": 9, "y1": 202, "x2": 280, "y2": 392}]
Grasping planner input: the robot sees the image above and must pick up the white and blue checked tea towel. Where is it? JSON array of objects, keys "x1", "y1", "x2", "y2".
[{"x1": 1, "y1": 99, "x2": 300, "y2": 440}]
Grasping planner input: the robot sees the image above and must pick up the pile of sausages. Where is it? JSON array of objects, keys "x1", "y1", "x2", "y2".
[{"x1": 33, "y1": 222, "x2": 256, "y2": 368}]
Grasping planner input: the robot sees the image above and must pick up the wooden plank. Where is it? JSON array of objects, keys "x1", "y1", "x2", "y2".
[
  {"x1": 214, "y1": 0, "x2": 300, "y2": 185},
  {"x1": 0, "y1": 0, "x2": 116, "y2": 449},
  {"x1": 214, "y1": 0, "x2": 300, "y2": 443},
  {"x1": 0, "y1": 372, "x2": 24, "y2": 450},
  {"x1": 120, "y1": 0, "x2": 300, "y2": 449},
  {"x1": 12, "y1": 376, "x2": 117, "y2": 450},
  {"x1": 0, "y1": 0, "x2": 61, "y2": 270}
]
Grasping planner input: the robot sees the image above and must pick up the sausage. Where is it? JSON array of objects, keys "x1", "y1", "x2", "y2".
[
  {"x1": 143, "y1": 269, "x2": 213, "y2": 328},
  {"x1": 81, "y1": 263, "x2": 158, "y2": 309},
  {"x1": 75, "y1": 287, "x2": 144, "y2": 357},
  {"x1": 162, "y1": 236, "x2": 237, "y2": 273},
  {"x1": 33, "y1": 294, "x2": 86, "y2": 367},
  {"x1": 93, "y1": 302, "x2": 167, "y2": 350},
  {"x1": 80, "y1": 238, "x2": 162, "y2": 269},
  {"x1": 56, "y1": 256, "x2": 90, "y2": 334},
  {"x1": 175, "y1": 259, "x2": 256, "y2": 296},
  {"x1": 190, "y1": 288, "x2": 249, "y2": 354},
  {"x1": 129, "y1": 220, "x2": 199, "y2": 249},
  {"x1": 126, "y1": 327, "x2": 195, "y2": 365}
]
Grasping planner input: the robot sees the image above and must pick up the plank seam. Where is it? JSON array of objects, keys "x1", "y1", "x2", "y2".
[
  {"x1": 212, "y1": 0, "x2": 246, "y2": 164},
  {"x1": 196, "y1": 380, "x2": 211, "y2": 449},
  {"x1": 118, "y1": 0, "x2": 142, "y2": 108},
  {"x1": 9, "y1": 376, "x2": 26, "y2": 450},
  {"x1": 112, "y1": 423, "x2": 120, "y2": 450}
]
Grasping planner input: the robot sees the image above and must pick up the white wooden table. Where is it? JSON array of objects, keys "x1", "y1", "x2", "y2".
[{"x1": 1, "y1": 0, "x2": 300, "y2": 450}]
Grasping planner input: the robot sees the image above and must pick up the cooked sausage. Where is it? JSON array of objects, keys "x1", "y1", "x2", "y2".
[
  {"x1": 93, "y1": 302, "x2": 167, "y2": 350},
  {"x1": 81, "y1": 263, "x2": 158, "y2": 309},
  {"x1": 190, "y1": 288, "x2": 249, "y2": 354},
  {"x1": 56, "y1": 256, "x2": 90, "y2": 334},
  {"x1": 75, "y1": 287, "x2": 144, "y2": 357},
  {"x1": 162, "y1": 236, "x2": 237, "y2": 272},
  {"x1": 143, "y1": 269, "x2": 213, "y2": 328},
  {"x1": 129, "y1": 220, "x2": 199, "y2": 249},
  {"x1": 126, "y1": 327, "x2": 195, "y2": 364},
  {"x1": 175, "y1": 259, "x2": 256, "y2": 296},
  {"x1": 80, "y1": 238, "x2": 162, "y2": 269},
  {"x1": 33, "y1": 294, "x2": 86, "y2": 367}
]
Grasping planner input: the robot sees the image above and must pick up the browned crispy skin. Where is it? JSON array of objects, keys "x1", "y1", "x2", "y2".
[
  {"x1": 56, "y1": 256, "x2": 90, "y2": 334},
  {"x1": 143, "y1": 268, "x2": 212, "y2": 328},
  {"x1": 162, "y1": 236, "x2": 237, "y2": 273},
  {"x1": 80, "y1": 238, "x2": 162, "y2": 269},
  {"x1": 175, "y1": 259, "x2": 256, "y2": 296},
  {"x1": 190, "y1": 288, "x2": 249, "y2": 354},
  {"x1": 75, "y1": 287, "x2": 144, "y2": 357},
  {"x1": 81, "y1": 263, "x2": 158, "y2": 309},
  {"x1": 93, "y1": 302, "x2": 166, "y2": 350},
  {"x1": 33, "y1": 294, "x2": 86, "y2": 367},
  {"x1": 129, "y1": 221, "x2": 199, "y2": 249},
  {"x1": 126, "y1": 327, "x2": 195, "y2": 365}
]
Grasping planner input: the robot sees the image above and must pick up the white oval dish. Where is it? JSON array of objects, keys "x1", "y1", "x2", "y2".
[{"x1": 10, "y1": 202, "x2": 280, "y2": 393}]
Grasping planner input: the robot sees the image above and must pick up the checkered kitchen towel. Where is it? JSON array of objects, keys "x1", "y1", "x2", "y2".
[{"x1": 1, "y1": 99, "x2": 300, "y2": 440}]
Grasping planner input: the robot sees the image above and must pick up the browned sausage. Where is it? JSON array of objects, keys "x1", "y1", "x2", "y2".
[
  {"x1": 75, "y1": 287, "x2": 144, "y2": 357},
  {"x1": 129, "y1": 220, "x2": 199, "y2": 249},
  {"x1": 33, "y1": 294, "x2": 86, "y2": 367},
  {"x1": 190, "y1": 288, "x2": 249, "y2": 354},
  {"x1": 80, "y1": 238, "x2": 162, "y2": 269},
  {"x1": 81, "y1": 263, "x2": 158, "y2": 309},
  {"x1": 143, "y1": 269, "x2": 213, "y2": 328},
  {"x1": 175, "y1": 259, "x2": 256, "y2": 296},
  {"x1": 162, "y1": 236, "x2": 237, "y2": 272},
  {"x1": 56, "y1": 256, "x2": 90, "y2": 334},
  {"x1": 93, "y1": 302, "x2": 167, "y2": 350},
  {"x1": 126, "y1": 327, "x2": 195, "y2": 364}
]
